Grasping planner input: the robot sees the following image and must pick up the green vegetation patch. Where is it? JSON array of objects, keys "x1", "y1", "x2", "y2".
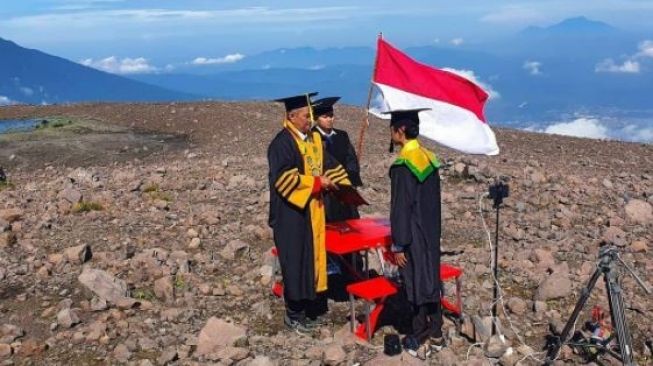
[{"x1": 72, "y1": 201, "x2": 104, "y2": 213}]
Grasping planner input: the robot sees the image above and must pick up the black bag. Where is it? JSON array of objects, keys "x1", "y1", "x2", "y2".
[{"x1": 384, "y1": 334, "x2": 402, "y2": 356}]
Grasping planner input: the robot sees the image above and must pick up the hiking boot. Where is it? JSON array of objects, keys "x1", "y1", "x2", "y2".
[
  {"x1": 430, "y1": 336, "x2": 447, "y2": 352},
  {"x1": 284, "y1": 315, "x2": 313, "y2": 334},
  {"x1": 402, "y1": 336, "x2": 431, "y2": 360},
  {"x1": 306, "y1": 315, "x2": 328, "y2": 328}
]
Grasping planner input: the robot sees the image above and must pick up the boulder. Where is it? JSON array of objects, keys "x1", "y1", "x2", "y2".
[
  {"x1": 625, "y1": 199, "x2": 653, "y2": 225},
  {"x1": 196, "y1": 317, "x2": 247, "y2": 356},
  {"x1": 535, "y1": 274, "x2": 572, "y2": 301},
  {"x1": 78, "y1": 268, "x2": 129, "y2": 304}
]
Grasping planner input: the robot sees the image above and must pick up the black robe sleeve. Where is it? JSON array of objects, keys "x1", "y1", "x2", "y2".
[
  {"x1": 323, "y1": 149, "x2": 352, "y2": 186},
  {"x1": 341, "y1": 131, "x2": 363, "y2": 187},
  {"x1": 390, "y1": 165, "x2": 417, "y2": 250}
]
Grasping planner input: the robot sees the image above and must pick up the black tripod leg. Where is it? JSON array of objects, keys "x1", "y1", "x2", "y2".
[
  {"x1": 545, "y1": 266, "x2": 603, "y2": 364},
  {"x1": 605, "y1": 271, "x2": 635, "y2": 366}
]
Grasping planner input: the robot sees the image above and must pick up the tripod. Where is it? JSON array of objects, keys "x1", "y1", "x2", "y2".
[
  {"x1": 488, "y1": 180, "x2": 509, "y2": 336},
  {"x1": 544, "y1": 245, "x2": 651, "y2": 365}
]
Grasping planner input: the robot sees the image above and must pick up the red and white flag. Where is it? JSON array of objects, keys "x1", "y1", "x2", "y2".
[{"x1": 370, "y1": 38, "x2": 499, "y2": 155}]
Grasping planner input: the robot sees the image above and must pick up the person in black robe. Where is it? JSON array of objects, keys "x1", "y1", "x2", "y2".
[
  {"x1": 312, "y1": 97, "x2": 363, "y2": 222},
  {"x1": 268, "y1": 93, "x2": 352, "y2": 333},
  {"x1": 386, "y1": 108, "x2": 444, "y2": 359},
  {"x1": 310, "y1": 96, "x2": 365, "y2": 316}
]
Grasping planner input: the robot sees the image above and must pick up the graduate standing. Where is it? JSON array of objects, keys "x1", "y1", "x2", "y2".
[
  {"x1": 386, "y1": 108, "x2": 445, "y2": 359},
  {"x1": 267, "y1": 93, "x2": 352, "y2": 332},
  {"x1": 310, "y1": 97, "x2": 365, "y2": 317},
  {"x1": 312, "y1": 97, "x2": 363, "y2": 222}
]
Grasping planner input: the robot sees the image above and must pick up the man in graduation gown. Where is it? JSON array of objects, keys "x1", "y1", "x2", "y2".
[
  {"x1": 311, "y1": 96, "x2": 365, "y2": 316},
  {"x1": 267, "y1": 92, "x2": 352, "y2": 332},
  {"x1": 312, "y1": 97, "x2": 363, "y2": 222},
  {"x1": 386, "y1": 108, "x2": 444, "y2": 359}
]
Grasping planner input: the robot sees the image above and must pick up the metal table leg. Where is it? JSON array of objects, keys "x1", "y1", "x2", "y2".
[{"x1": 350, "y1": 252, "x2": 356, "y2": 332}]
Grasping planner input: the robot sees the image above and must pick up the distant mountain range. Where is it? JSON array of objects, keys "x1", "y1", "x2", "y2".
[
  {"x1": 2, "y1": 17, "x2": 652, "y2": 134},
  {"x1": 0, "y1": 37, "x2": 194, "y2": 105}
]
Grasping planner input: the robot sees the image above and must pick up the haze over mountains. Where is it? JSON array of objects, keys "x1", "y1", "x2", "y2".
[{"x1": 1, "y1": 17, "x2": 652, "y2": 142}]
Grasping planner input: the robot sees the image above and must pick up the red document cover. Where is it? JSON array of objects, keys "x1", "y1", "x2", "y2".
[{"x1": 331, "y1": 185, "x2": 369, "y2": 206}]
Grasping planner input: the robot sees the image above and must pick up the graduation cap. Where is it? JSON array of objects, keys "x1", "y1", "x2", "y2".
[
  {"x1": 384, "y1": 108, "x2": 430, "y2": 153},
  {"x1": 382, "y1": 108, "x2": 431, "y2": 128},
  {"x1": 312, "y1": 97, "x2": 340, "y2": 116},
  {"x1": 273, "y1": 92, "x2": 318, "y2": 112}
]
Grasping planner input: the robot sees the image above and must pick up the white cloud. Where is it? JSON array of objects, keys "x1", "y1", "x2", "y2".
[
  {"x1": 308, "y1": 64, "x2": 325, "y2": 70},
  {"x1": 622, "y1": 124, "x2": 653, "y2": 142},
  {"x1": 4, "y1": 7, "x2": 357, "y2": 30},
  {"x1": 636, "y1": 40, "x2": 653, "y2": 58},
  {"x1": 0, "y1": 96, "x2": 14, "y2": 106},
  {"x1": 595, "y1": 59, "x2": 640, "y2": 73},
  {"x1": 450, "y1": 38, "x2": 464, "y2": 46},
  {"x1": 191, "y1": 53, "x2": 245, "y2": 65},
  {"x1": 480, "y1": 7, "x2": 543, "y2": 24},
  {"x1": 19, "y1": 87, "x2": 34, "y2": 96},
  {"x1": 442, "y1": 68, "x2": 500, "y2": 99},
  {"x1": 523, "y1": 60, "x2": 542, "y2": 75},
  {"x1": 80, "y1": 56, "x2": 158, "y2": 74},
  {"x1": 596, "y1": 39, "x2": 653, "y2": 74},
  {"x1": 544, "y1": 118, "x2": 609, "y2": 139}
]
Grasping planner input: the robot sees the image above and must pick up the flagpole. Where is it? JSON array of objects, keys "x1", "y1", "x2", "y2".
[{"x1": 356, "y1": 32, "x2": 382, "y2": 161}]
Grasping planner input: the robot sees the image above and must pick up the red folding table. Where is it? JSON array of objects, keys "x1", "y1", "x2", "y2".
[{"x1": 326, "y1": 218, "x2": 464, "y2": 340}]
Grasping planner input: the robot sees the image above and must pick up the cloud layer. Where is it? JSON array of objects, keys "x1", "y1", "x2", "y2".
[
  {"x1": 0, "y1": 96, "x2": 15, "y2": 106},
  {"x1": 191, "y1": 54, "x2": 245, "y2": 65},
  {"x1": 441, "y1": 68, "x2": 500, "y2": 99},
  {"x1": 544, "y1": 117, "x2": 608, "y2": 139},
  {"x1": 527, "y1": 116, "x2": 653, "y2": 143},
  {"x1": 80, "y1": 56, "x2": 158, "y2": 74},
  {"x1": 596, "y1": 39, "x2": 653, "y2": 73},
  {"x1": 523, "y1": 60, "x2": 542, "y2": 75}
]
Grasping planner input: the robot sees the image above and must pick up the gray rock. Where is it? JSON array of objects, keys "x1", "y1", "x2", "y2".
[
  {"x1": 0, "y1": 232, "x2": 16, "y2": 248},
  {"x1": 323, "y1": 343, "x2": 346, "y2": 365},
  {"x1": 484, "y1": 335, "x2": 509, "y2": 358},
  {"x1": 64, "y1": 244, "x2": 93, "y2": 264},
  {"x1": 0, "y1": 343, "x2": 12, "y2": 358},
  {"x1": 59, "y1": 188, "x2": 83, "y2": 204},
  {"x1": 154, "y1": 276, "x2": 175, "y2": 303},
  {"x1": 78, "y1": 267, "x2": 129, "y2": 304},
  {"x1": 157, "y1": 347, "x2": 178, "y2": 365},
  {"x1": 247, "y1": 356, "x2": 276, "y2": 366},
  {"x1": 0, "y1": 209, "x2": 22, "y2": 223},
  {"x1": 113, "y1": 343, "x2": 132, "y2": 363},
  {"x1": 220, "y1": 239, "x2": 250, "y2": 260},
  {"x1": 196, "y1": 317, "x2": 247, "y2": 356},
  {"x1": 625, "y1": 199, "x2": 653, "y2": 225},
  {"x1": 0, "y1": 324, "x2": 25, "y2": 343},
  {"x1": 602, "y1": 226, "x2": 627, "y2": 247},
  {"x1": 90, "y1": 296, "x2": 108, "y2": 311},
  {"x1": 57, "y1": 308, "x2": 81, "y2": 328},
  {"x1": 507, "y1": 297, "x2": 527, "y2": 315},
  {"x1": 535, "y1": 274, "x2": 572, "y2": 301}
]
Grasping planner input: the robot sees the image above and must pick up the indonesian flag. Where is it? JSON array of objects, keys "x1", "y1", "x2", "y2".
[{"x1": 370, "y1": 38, "x2": 500, "y2": 155}]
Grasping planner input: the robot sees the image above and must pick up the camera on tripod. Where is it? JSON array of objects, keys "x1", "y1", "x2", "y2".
[{"x1": 488, "y1": 180, "x2": 509, "y2": 207}]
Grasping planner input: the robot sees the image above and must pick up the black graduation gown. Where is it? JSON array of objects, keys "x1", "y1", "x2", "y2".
[
  {"x1": 268, "y1": 128, "x2": 350, "y2": 302},
  {"x1": 318, "y1": 128, "x2": 362, "y2": 222},
  {"x1": 390, "y1": 163, "x2": 441, "y2": 306}
]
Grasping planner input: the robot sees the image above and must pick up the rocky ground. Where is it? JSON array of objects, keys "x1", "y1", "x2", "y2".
[{"x1": 0, "y1": 102, "x2": 652, "y2": 365}]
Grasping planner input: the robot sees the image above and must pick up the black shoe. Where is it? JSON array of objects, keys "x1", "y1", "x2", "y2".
[
  {"x1": 306, "y1": 315, "x2": 328, "y2": 328},
  {"x1": 430, "y1": 336, "x2": 446, "y2": 352},
  {"x1": 402, "y1": 336, "x2": 431, "y2": 360},
  {"x1": 284, "y1": 315, "x2": 313, "y2": 334}
]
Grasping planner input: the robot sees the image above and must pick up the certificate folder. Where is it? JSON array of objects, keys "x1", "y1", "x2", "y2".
[{"x1": 331, "y1": 185, "x2": 369, "y2": 207}]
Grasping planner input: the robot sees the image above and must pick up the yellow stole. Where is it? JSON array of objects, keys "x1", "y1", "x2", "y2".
[{"x1": 284, "y1": 121, "x2": 328, "y2": 293}]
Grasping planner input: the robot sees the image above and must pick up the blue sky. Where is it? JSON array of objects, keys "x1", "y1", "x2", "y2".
[{"x1": 2, "y1": 0, "x2": 653, "y2": 72}]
